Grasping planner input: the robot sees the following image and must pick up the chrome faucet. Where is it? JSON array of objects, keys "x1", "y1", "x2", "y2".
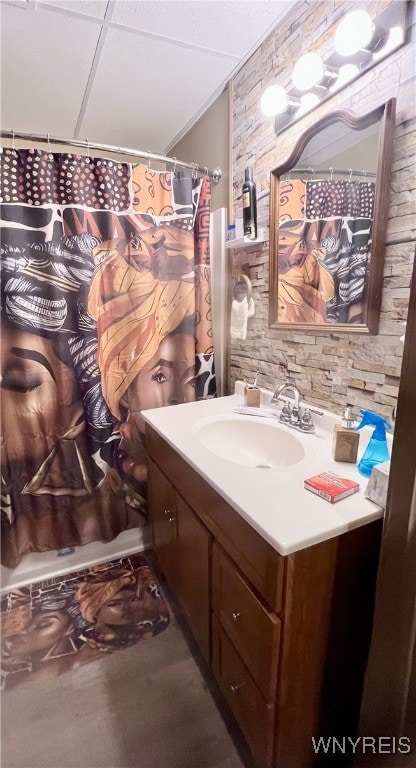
[
  {"x1": 270, "y1": 382, "x2": 321, "y2": 433},
  {"x1": 271, "y1": 383, "x2": 300, "y2": 408}
]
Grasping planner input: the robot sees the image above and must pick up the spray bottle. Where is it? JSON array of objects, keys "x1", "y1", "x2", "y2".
[{"x1": 356, "y1": 409, "x2": 392, "y2": 478}]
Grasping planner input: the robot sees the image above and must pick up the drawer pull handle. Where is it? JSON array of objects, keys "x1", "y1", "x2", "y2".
[
  {"x1": 167, "y1": 516, "x2": 175, "y2": 524},
  {"x1": 230, "y1": 683, "x2": 245, "y2": 694},
  {"x1": 164, "y1": 508, "x2": 173, "y2": 516},
  {"x1": 231, "y1": 611, "x2": 241, "y2": 621}
]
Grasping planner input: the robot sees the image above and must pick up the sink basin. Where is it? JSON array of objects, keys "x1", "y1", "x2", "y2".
[{"x1": 195, "y1": 415, "x2": 306, "y2": 468}]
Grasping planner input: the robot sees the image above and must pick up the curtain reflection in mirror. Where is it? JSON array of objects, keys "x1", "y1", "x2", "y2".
[{"x1": 277, "y1": 176, "x2": 375, "y2": 324}]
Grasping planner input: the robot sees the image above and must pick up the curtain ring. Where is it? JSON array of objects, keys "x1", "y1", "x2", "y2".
[
  {"x1": 329, "y1": 167, "x2": 333, "y2": 181},
  {"x1": 362, "y1": 169, "x2": 370, "y2": 186},
  {"x1": 171, "y1": 156, "x2": 177, "y2": 173},
  {"x1": 204, "y1": 166, "x2": 208, "y2": 177},
  {"x1": 118, "y1": 145, "x2": 121, "y2": 164},
  {"x1": 47, "y1": 133, "x2": 53, "y2": 158},
  {"x1": 147, "y1": 150, "x2": 151, "y2": 169},
  {"x1": 85, "y1": 138, "x2": 90, "y2": 163},
  {"x1": 308, "y1": 166, "x2": 314, "y2": 178},
  {"x1": 11, "y1": 129, "x2": 16, "y2": 152},
  {"x1": 192, "y1": 163, "x2": 198, "y2": 179},
  {"x1": 348, "y1": 168, "x2": 353, "y2": 182}
]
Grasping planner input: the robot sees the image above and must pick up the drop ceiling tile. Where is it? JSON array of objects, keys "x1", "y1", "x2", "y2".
[
  {"x1": 0, "y1": 4, "x2": 101, "y2": 135},
  {"x1": 39, "y1": 0, "x2": 108, "y2": 19},
  {"x1": 111, "y1": 0, "x2": 292, "y2": 57},
  {"x1": 80, "y1": 26, "x2": 236, "y2": 151}
]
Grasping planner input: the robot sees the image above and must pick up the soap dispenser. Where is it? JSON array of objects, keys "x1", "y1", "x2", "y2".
[{"x1": 332, "y1": 407, "x2": 360, "y2": 463}]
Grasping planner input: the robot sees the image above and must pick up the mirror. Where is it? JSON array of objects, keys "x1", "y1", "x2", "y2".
[{"x1": 269, "y1": 98, "x2": 396, "y2": 334}]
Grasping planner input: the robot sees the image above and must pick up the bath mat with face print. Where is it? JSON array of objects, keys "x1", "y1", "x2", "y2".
[{"x1": 1, "y1": 554, "x2": 169, "y2": 692}]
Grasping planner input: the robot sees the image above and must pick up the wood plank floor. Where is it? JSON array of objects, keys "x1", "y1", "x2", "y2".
[{"x1": 1, "y1": 567, "x2": 254, "y2": 768}]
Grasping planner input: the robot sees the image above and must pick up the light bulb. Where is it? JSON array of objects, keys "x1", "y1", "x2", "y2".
[
  {"x1": 260, "y1": 84, "x2": 288, "y2": 116},
  {"x1": 292, "y1": 52, "x2": 326, "y2": 91},
  {"x1": 334, "y1": 10, "x2": 375, "y2": 56},
  {"x1": 373, "y1": 26, "x2": 404, "y2": 60},
  {"x1": 336, "y1": 63, "x2": 360, "y2": 86},
  {"x1": 298, "y1": 93, "x2": 320, "y2": 114}
]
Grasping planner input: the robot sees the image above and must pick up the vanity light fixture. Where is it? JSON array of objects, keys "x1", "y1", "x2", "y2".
[
  {"x1": 334, "y1": 9, "x2": 386, "y2": 58},
  {"x1": 259, "y1": 1, "x2": 408, "y2": 137},
  {"x1": 292, "y1": 52, "x2": 338, "y2": 91},
  {"x1": 260, "y1": 84, "x2": 300, "y2": 117}
]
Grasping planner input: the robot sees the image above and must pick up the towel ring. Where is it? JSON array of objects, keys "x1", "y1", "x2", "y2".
[
  {"x1": 329, "y1": 167, "x2": 334, "y2": 181},
  {"x1": 233, "y1": 273, "x2": 253, "y2": 302},
  {"x1": 348, "y1": 168, "x2": 353, "y2": 182}
]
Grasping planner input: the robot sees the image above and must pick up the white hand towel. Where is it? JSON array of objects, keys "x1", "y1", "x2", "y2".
[
  {"x1": 230, "y1": 297, "x2": 255, "y2": 340},
  {"x1": 230, "y1": 297, "x2": 248, "y2": 339}
]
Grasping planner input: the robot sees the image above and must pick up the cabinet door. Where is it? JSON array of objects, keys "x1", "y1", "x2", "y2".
[
  {"x1": 148, "y1": 458, "x2": 178, "y2": 589},
  {"x1": 176, "y1": 493, "x2": 212, "y2": 662}
]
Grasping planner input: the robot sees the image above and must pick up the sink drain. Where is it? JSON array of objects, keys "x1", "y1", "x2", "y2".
[{"x1": 256, "y1": 463, "x2": 272, "y2": 469}]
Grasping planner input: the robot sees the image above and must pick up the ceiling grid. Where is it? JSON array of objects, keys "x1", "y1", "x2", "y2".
[{"x1": 1, "y1": 0, "x2": 295, "y2": 151}]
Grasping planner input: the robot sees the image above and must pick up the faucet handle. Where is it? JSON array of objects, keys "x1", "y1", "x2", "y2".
[
  {"x1": 279, "y1": 400, "x2": 291, "y2": 422},
  {"x1": 307, "y1": 406, "x2": 324, "y2": 417},
  {"x1": 300, "y1": 408, "x2": 314, "y2": 432},
  {"x1": 290, "y1": 405, "x2": 301, "y2": 427}
]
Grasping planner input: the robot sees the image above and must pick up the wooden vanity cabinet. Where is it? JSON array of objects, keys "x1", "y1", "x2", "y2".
[{"x1": 147, "y1": 427, "x2": 382, "y2": 768}]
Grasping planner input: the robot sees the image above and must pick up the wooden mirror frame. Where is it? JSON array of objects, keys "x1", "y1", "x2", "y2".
[{"x1": 269, "y1": 98, "x2": 396, "y2": 334}]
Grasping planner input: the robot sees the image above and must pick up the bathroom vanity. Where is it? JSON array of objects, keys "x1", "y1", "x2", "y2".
[{"x1": 143, "y1": 388, "x2": 385, "y2": 768}]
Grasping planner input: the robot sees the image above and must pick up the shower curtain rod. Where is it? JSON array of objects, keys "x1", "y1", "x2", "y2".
[
  {"x1": 0, "y1": 130, "x2": 222, "y2": 184},
  {"x1": 288, "y1": 167, "x2": 376, "y2": 178}
]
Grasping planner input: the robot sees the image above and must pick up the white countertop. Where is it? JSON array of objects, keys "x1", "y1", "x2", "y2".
[{"x1": 142, "y1": 384, "x2": 388, "y2": 556}]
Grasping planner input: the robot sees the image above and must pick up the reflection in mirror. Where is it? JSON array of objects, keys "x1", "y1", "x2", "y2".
[{"x1": 269, "y1": 99, "x2": 396, "y2": 334}]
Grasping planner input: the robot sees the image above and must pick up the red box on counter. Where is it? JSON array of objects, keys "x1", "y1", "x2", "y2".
[{"x1": 304, "y1": 471, "x2": 360, "y2": 504}]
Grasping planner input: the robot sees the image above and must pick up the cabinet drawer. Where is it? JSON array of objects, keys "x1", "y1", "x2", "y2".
[
  {"x1": 212, "y1": 543, "x2": 280, "y2": 702},
  {"x1": 212, "y1": 615, "x2": 275, "y2": 768}
]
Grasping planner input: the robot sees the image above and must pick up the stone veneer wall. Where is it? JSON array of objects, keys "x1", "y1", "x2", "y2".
[{"x1": 229, "y1": 0, "x2": 415, "y2": 421}]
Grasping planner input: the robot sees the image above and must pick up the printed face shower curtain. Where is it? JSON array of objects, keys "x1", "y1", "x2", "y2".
[
  {"x1": 277, "y1": 177, "x2": 375, "y2": 324},
  {"x1": 0, "y1": 148, "x2": 215, "y2": 567}
]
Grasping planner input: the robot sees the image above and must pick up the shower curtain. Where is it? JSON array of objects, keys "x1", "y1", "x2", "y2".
[
  {"x1": 0, "y1": 148, "x2": 216, "y2": 568},
  {"x1": 277, "y1": 177, "x2": 375, "y2": 324}
]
